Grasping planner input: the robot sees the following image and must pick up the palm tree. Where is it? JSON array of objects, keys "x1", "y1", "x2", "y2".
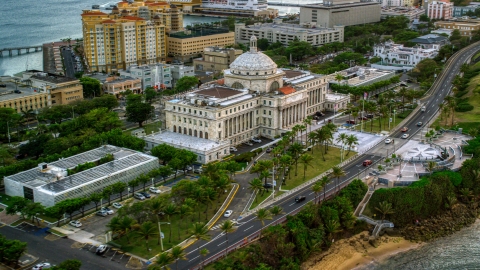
[
  {"x1": 311, "y1": 181, "x2": 324, "y2": 204},
  {"x1": 255, "y1": 208, "x2": 272, "y2": 238},
  {"x1": 248, "y1": 178, "x2": 263, "y2": 199},
  {"x1": 298, "y1": 154, "x2": 314, "y2": 180},
  {"x1": 178, "y1": 204, "x2": 192, "y2": 240},
  {"x1": 303, "y1": 116, "x2": 313, "y2": 142},
  {"x1": 190, "y1": 222, "x2": 211, "y2": 263},
  {"x1": 308, "y1": 132, "x2": 317, "y2": 153},
  {"x1": 199, "y1": 248, "x2": 209, "y2": 269},
  {"x1": 375, "y1": 201, "x2": 394, "y2": 223},
  {"x1": 334, "y1": 73, "x2": 344, "y2": 85},
  {"x1": 336, "y1": 133, "x2": 348, "y2": 148},
  {"x1": 259, "y1": 170, "x2": 272, "y2": 186},
  {"x1": 133, "y1": 221, "x2": 158, "y2": 251},
  {"x1": 279, "y1": 154, "x2": 292, "y2": 184},
  {"x1": 164, "y1": 203, "x2": 177, "y2": 243},
  {"x1": 324, "y1": 219, "x2": 342, "y2": 241},
  {"x1": 269, "y1": 205, "x2": 284, "y2": 217},
  {"x1": 203, "y1": 187, "x2": 217, "y2": 220},
  {"x1": 345, "y1": 134, "x2": 359, "y2": 156},
  {"x1": 170, "y1": 246, "x2": 187, "y2": 270},
  {"x1": 319, "y1": 176, "x2": 330, "y2": 202},
  {"x1": 426, "y1": 161, "x2": 437, "y2": 175},
  {"x1": 331, "y1": 166, "x2": 346, "y2": 193},
  {"x1": 314, "y1": 128, "x2": 327, "y2": 161},
  {"x1": 289, "y1": 142, "x2": 304, "y2": 176},
  {"x1": 460, "y1": 188, "x2": 473, "y2": 204},
  {"x1": 219, "y1": 220, "x2": 237, "y2": 257},
  {"x1": 154, "y1": 252, "x2": 174, "y2": 270}
]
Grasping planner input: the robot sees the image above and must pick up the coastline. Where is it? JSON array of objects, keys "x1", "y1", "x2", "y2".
[{"x1": 302, "y1": 232, "x2": 422, "y2": 270}]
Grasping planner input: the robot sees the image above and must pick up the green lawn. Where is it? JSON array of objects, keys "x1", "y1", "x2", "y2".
[
  {"x1": 249, "y1": 190, "x2": 272, "y2": 210},
  {"x1": 112, "y1": 191, "x2": 229, "y2": 258},
  {"x1": 123, "y1": 121, "x2": 162, "y2": 136},
  {"x1": 282, "y1": 147, "x2": 343, "y2": 190},
  {"x1": 353, "y1": 116, "x2": 404, "y2": 133}
]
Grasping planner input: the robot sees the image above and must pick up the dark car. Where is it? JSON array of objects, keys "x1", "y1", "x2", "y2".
[
  {"x1": 263, "y1": 183, "x2": 273, "y2": 189},
  {"x1": 266, "y1": 148, "x2": 272, "y2": 153},
  {"x1": 358, "y1": 116, "x2": 368, "y2": 120},
  {"x1": 346, "y1": 120, "x2": 356, "y2": 124},
  {"x1": 366, "y1": 114, "x2": 374, "y2": 119},
  {"x1": 140, "y1": 192, "x2": 151, "y2": 198},
  {"x1": 14, "y1": 90, "x2": 21, "y2": 94},
  {"x1": 295, "y1": 196, "x2": 306, "y2": 203}
]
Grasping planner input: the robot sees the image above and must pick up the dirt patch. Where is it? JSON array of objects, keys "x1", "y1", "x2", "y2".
[{"x1": 126, "y1": 257, "x2": 144, "y2": 269}]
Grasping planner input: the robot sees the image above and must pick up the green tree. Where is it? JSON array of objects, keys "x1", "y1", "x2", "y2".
[
  {"x1": 112, "y1": 182, "x2": 128, "y2": 201},
  {"x1": 102, "y1": 186, "x2": 114, "y2": 206},
  {"x1": 257, "y1": 38, "x2": 270, "y2": 51},
  {"x1": 248, "y1": 178, "x2": 264, "y2": 200},
  {"x1": 190, "y1": 222, "x2": 211, "y2": 264},
  {"x1": 51, "y1": 259, "x2": 82, "y2": 270},
  {"x1": 345, "y1": 134, "x2": 359, "y2": 156},
  {"x1": 174, "y1": 76, "x2": 199, "y2": 93},
  {"x1": 298, "y1": 154, "x2": 314, "y2": 180},
  {"x1": 331, "y1": 166, "x2": 346, "y2": 193},
  {"x1": 375, "y1": 201, "x2": 394, "y2": 223},
  {"x1": 89, "y1": 192, "x2": 103, "y2": 210},
  {"x1": 145, "y1": 87, "x2": 158, "y2": 103},
  {"x1": 269, "y1": 205, "x2": 284, "y2": 217},
  {"x1": 5, "y1": 197, "x2": 30, "y2": 219},
  {"x1": 255, "y1": 208, "x2": 272, "y2": 237},
  {"x1": 133, "y1": 221, "x2": 159, "y2": 251},
  {"x1": 164, "y1": 203, "x2": 178, "y2": 243},
  {"x1": 151, "y1": 144, "x2": 178, "y2": 165},
  {"x1": 170, "y1": 246, "x2": 187, "y2": 270},
  {"x1": 220, "y1": 220, "x2": 237, "y2": 257},
  {"x1": 125, "y1": 94, "x2": 154, "y2": 127},
  {"x1": 154, "y1": 252, "x2": 174, "y2": 270},
  {"x1": 286, "y1": 39, "x2": 314, "y2": 60},
  {"x1": 288, "y1": 142, "x2": 303, "y2": 176},
  {"x1": 79, "y1": 77, "x2": 101, "y2": 98},
  {"x1": 199, "y1": 248, "x2": 209, "y2": 269},
  {"x1": 107, "y1": 216, "x2": 136, "y2": 244}
]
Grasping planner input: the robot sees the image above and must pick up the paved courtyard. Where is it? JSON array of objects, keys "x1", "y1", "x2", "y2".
[{"x1": 333, "y1": 128, "x2": 385, "y2": 154}]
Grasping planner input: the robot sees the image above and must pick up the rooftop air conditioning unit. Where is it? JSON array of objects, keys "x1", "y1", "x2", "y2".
[{"x1": 39, "y1": 163, "x2": 48, "y2": 170}]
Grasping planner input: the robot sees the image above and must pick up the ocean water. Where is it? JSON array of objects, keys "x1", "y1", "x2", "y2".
[
  {"x1": 0, "y1": 0, "x2": 313, "y2": 76},
  {"x1": 362, "y1": 220, "x2": 480, "y2": 270}
]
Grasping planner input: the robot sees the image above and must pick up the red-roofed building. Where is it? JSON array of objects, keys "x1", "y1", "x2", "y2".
[{"x1": 278, "y1": 86, "x2": 296, "y2": 95}]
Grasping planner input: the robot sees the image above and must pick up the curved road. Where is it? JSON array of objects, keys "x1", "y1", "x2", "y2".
[{"x1": 176, "y1": 42, "x2": 480, "y2": 270}]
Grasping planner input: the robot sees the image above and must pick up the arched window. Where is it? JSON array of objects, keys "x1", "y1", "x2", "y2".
[
  {"x1": 189, "y1": 129, "x2": 192, "y2": 136},
  {"x1": 270, "y1": 81, "x2": 280, "y2": 92},
  {"x1": 199, "y1": 131, "x2": 203, "y2": 138},
  {"x1": 232, "y1": 82, "x2": 244, "y2": 89},
  {"x1": 184, "y1": 127, "x2": 187, "y2": 134},
  {"x1": 205, "y1": 132, "x2": 209, "y2": 139},
  {"x1": 173, "y1": 125, "x2": 176, "y2": 132},
  {"x1": 194, "y1": 130, "x2": 197, "y2": 137}
]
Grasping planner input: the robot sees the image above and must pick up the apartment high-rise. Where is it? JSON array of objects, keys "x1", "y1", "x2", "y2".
[
  {"x1": 82, "y1": 1, "x2": 183, "y2": 73},
  {"x1": 428, "y1": 0, "x2": 453, "y2": 20}
]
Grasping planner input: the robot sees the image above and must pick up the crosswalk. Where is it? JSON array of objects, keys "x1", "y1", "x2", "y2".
[{"x1": 210, "y1": 220, "x2": 240, "y2": 231}]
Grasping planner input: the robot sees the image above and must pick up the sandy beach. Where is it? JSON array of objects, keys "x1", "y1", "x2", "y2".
[{"x1": 302, "y1": 232, "x2": 422, "y2": 270}]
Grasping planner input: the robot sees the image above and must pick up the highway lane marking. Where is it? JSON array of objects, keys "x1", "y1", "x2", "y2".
[
  {"x1": 217, "y1": 241, "x2": 227, "y2": 246},
  {"x1": 244, "y1": 225, "x2": 254, "y2": 232},
  {"x1": 189, "y1": 255, "x2": 199, "y2": 262},
  {"x1": 289, "y1": 202, "x2": 296, "y2": 206},
  {"x1": 309, "y1": 192, "x2": 314, "y2": 196}
]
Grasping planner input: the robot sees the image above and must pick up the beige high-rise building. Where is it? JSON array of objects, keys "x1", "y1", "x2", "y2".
[
  {"x1": 193, "y1": 46, "x2": 243, "y2": 72},
  {"x1": 167, "y1": 31, "x2": 235, "y2": 62},
  {"x1": 82, "y1": 1, "x2": 184, "y2": 73}
]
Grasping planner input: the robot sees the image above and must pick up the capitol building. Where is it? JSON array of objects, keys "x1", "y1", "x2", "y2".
[{"x1": 144, "y1": 36, "x2": 345, "y2": 163}]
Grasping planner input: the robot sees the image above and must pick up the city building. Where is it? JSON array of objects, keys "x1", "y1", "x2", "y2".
[
  {"x1": 427, "y1": 0, "x2": 453, "y2": 20},
  {"x1": 193, "y1": 46, "x2": 243, "y2": 72},
  {"x1": 410, "y1": 34, "x2": 449, "y2": 50},
  {"x1": 380, "y1": 7, "x2": 425, "y2": 21},
  {"x1": 235, "y1": 19, "x2": 345, "y2": 47},
  {"x1": 404, "y1": 0, "x2": 420, "y2": 7},
  {"x1": 169, "y1": 0, "x2": 202, "y2": 13},
  {"x1": 324, "y1": 92, "x2": 350, "y2": 112},
  {"x1": 431, "y1": 28, "x2": 454, "y2": 36},
  {"x1": 82, "y1": 1, "x2": 185, "y2": 73},
  {"x1": 161, "y1": 36, "x2": 332, "y2": 150},
  {"x1": 453, "y1": 4, "x2": 480, "y2": 17},
  {"x1": 380, "y1": 0, "x2": 405, "y2": 7},
  {"x1": 4, "y1": 145, "x2": 159, "y2": 207},
  {"x1": 434, "y1": 19, "x2": 480, "y2": 36},
  {"x1": 329, "y1": 66, "x2": 396, "y2": 87},
  {"x1": 300, "y1": 0, "x2": 381, "y2": 28},
  {"x1": 0, "y1": 76, "x2": 51, "y2": 114},
  {"x1": 193, "y1": 0, "x2": 278, "y2": 18},
  {"x1": 144, "y1": 131, "x2": 230, "y2": 164},
  {"x1": 167, "y1": 29, "x2": 235, "y2": 62},
  {"x1": 371, "y1": 40, "x2": 439, "y2": 71},
  {"x1": 119, "y1": 64, "x2": 173, "y2": 90},
  {"x1": 171, "y1": 64, "x2": 195, "y2": 85},
  {"x1": 103, "y1": 76, "x2": 142, "y2": 97}
]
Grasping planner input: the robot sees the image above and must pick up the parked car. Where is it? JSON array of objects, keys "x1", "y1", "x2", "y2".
[
  {"x1": 149, "y1": 187, "x2": 161, "y2": 194},
  {"x1": 96, "y1": 210, "x2": 107, "y2": 217},
  {"x1": 401, "y1": 133, "x2": 410, "y2": 139},
  {"x1": 366, "y1": 114, "x2": 374, "y2": 119},
  {"x1": 140, "y1": 192, "x2": 151, "y2": 198},
  {"x1": 14, "y1": 90, "x2": 21, "y2": 94},
  {"x1": 96, "y1": 245, "x2": 108, "y2": 255},
  {"x1": 363, "y1": 160, "x2": 373, "y2": 166},
  {"x1": 112, "y1": 202, "x2": 123, "y2": 209},
  {"x1": 385, "y1": 138, "x2": 392, "y2": 144},
  {"x1": 134, "y1": 193, "x2": 146, "y2": 200},
  {"x1": 252, "y1": 137, "x2": 262, "y2": 143},
  {"x1": 230, "y1": 147, "x2": 238, "y2": 152},
  {"x1": 295, "y1": 196, "x2": 306, "y2": 203},
  {"x1": 266, "y1": 148, "x2": 272, "y2": 153},
  {"x1": 32, "y1": 262, "x2": 52, "y2": 270},
  {"x1": 224, "y1": 210, "x2": 233, "y2": 217},
  {"x1": 244, "y1": 141, "x2": 253, "y2": 146},
  {"x1": 263, "y1": 183, "x2": 273, "y2": 189},
  {"x1": 194, "y1": 168, "x2": 203, "y2": 174},
  {"x1": 401, "y1": 127, "x2": 409, "y2": 132},
  {"x1": 69, "y1": 220, "x2": 82, "y2": 228},
  {"x1": 417, "y1": 122, "x2": 423, "y2": 126},
  {"x1": 186, "y1": 166, "x2": 193, "y2": 171},
  {"x1": 101, "y1": 207, "x2": 114, "y2": 215},
  {"x1": 346, "y1": 120, "x2": 356, "y2": 124},
  {"x1": 358, "y1": 116, "x2": 368, "y2": 120}
]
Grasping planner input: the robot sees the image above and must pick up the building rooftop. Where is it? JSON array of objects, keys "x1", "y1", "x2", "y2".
[
  {"x1": 283, "y1": 70, "x2": 305, "y2": 79},
  {"x1": 6, "y1": 145, "x2": 157, "y2": 194},
  {"x1": 195, "y1": 87, "x2": 244, "y2": 99},
  {"x1": 325, "y1": 92, "x2": 349, "y2": 102},
  {"x1": 29, "y1": 72, "x2": 78, "y2": 84},
  {"x1": 0, "y1": 80, "x2": 48, "y2": 102},
  {"x1": 242, "y1": 22, "x2": 340, "y2": 35},
  {"x1": 168, "y1": 28, "x2": 230, "y2": 39},
  {"x1": 410, "y1": 34, "x2": 448, "y2": 44},
  {"x1": 145, "y1": 131, "x2": 229, "y2": 153},
  {"x1": 333, "y1": 66, "x2": 395, "y2": 87},
  {"x1": 303, "y1": 1, "x2": 380, "y2": 9}
]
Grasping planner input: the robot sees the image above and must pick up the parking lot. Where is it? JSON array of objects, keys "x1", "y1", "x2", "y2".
[
  {"x1": 79, "y1": 243, "x2": 134, "y2": 266},
  {"x1": 234, "y1": 137, "x2": 275, "y2": 154}
]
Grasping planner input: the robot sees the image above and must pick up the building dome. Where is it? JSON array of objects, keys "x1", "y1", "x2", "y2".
[{"x1": 229, "y1": 36, "x2": 277, "y2": 76}]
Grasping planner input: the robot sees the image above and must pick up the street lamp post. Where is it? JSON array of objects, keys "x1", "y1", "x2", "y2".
[{"x1": 158, "y1": 222, "x2": 170, "y2": 251}]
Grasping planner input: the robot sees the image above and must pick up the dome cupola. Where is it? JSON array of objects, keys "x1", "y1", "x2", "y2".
[{"x1": 229, "y1": 36, "x2": 277, "y2": 76}]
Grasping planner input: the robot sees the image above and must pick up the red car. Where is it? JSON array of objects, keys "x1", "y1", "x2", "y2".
[
  {"x1": 401, "y1": 127, "x2": 409, "y2": 132},
  {"x1": 346, "y1": 120, "x2": 356, "y2": 124},
  {"x1": 363, "y1": 160, "x2": 372, "y2": 166}
]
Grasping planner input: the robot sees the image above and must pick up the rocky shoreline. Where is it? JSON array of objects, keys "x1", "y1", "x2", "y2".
[{"x1": 303, "y1": 203, "x2": 478, "y2": 269}]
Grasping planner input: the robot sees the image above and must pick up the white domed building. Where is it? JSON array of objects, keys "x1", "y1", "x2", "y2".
[{"x1": 147, "y1": 36, "x2": 340, "y2": 164}]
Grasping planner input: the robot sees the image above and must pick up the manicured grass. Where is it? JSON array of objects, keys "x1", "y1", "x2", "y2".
[
  {"x1": 113, "y1": 191, "x2": 229, "y2": 258},
  {"x1": 282, "y1": 147, "x2": 343, "y2": 190},
  {"x1": 353, "y1": 116, "x2": 404, "y2": 133},
  {"x1": 0, "y1": 194, "x2": 15, "y2": 207},
  {"x1": 453, "y1": 73, "x2": 480, "y2": 124},
  {"x1": 249, "y1": 190, "x2": 272, "y2": 210},
  {"x1": 123, "y1": 121, "x2": 162, "y2": 136}
]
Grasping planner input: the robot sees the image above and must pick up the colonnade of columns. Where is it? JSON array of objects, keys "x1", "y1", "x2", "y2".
[
  {"x1": 281, "y1": 102, "x2": 307, "y2": 128},
  {"x1": 224, "y1": 111, "x2": 255, "y2": 139}
]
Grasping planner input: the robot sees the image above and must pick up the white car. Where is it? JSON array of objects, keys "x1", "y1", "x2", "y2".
[
  {"x1": 229, "y1": 147, "x2": 238, "y2": 152},
  {"x1": 186, "y1": 166, "x2": 193, "y2": 171},
  {"x1": 194, "y1": 168, "x2": 203, "y2": 174},
  {"x1": 149, "y1": 187, "x2": 161, "y2": 194},
  {"x1": 69, "y1": 220, "x2": 82, "y2": 228},
  {"x1": 385, "y1": 138, "x2": 392, "y2": 144},
  {"x1": 252, "y1": 138, "x2": 262, "y2": 143},
  {"x1": 224, "y1": 210, "x2": 233, "y2": 217},
  {"x1": 101, "y1": 207, "x2": 114, "y2": 215},
  {"x1": 32, "y1": 262, "x2": 51, "y2": 270},
  {"x1": 112, "y1": 202, "x2": 123, "y2": 209},
  {"x1": 401, "y1": 134, "x2": 410, "y2": 139}
]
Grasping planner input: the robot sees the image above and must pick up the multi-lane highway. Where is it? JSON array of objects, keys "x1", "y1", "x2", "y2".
[{"x1": 176, "y1": 42, "x2": 480, "y2": 270}]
